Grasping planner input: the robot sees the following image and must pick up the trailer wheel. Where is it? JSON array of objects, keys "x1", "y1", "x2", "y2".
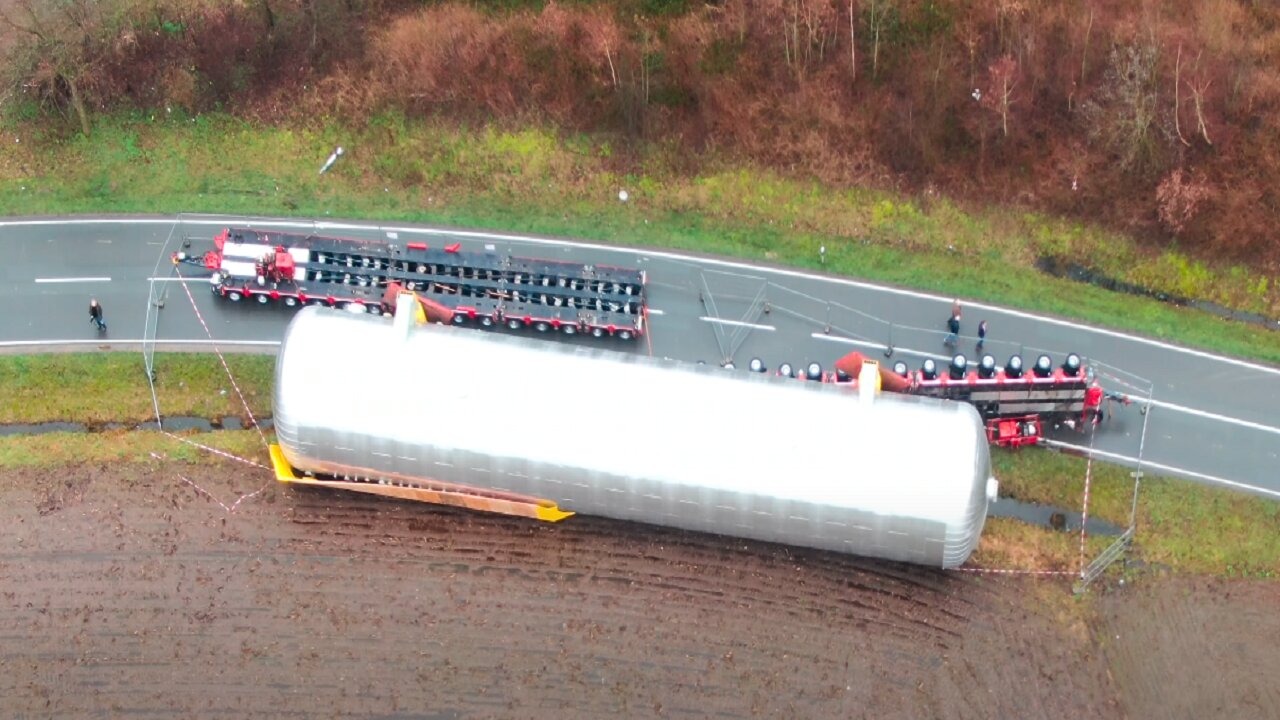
[
  {"x1": 507, "y1": 318, "x2": 523, "y2": 331},
  {"x1": 562, "y1": 324, "x2": 577, "y2": 335},
  {"x1": 534, "y1": 321, "x2": 550, "y2": 333},
  {"x1": 256, "y1": 294, "x2": 270, "y2": 305},
  {"x1": 618, "y1": 329, "x2": 634, "y2": 341},
  {"x1": 452, "y1": 314, "x2": 466, "y2": 325},
  {"x1": 479, "y1": 316, "x2": 494, "y2": 328},
  {"x1": 591, "y1": 327, "x2": 606, "y2": 338},
  {"x1": 227, "y1": 290, "x2": 243, "y2": 302},
  {"x1": 368, "y1": 306, "x2": 382, "y2": 316},
  {"x1": 283, "y1": 297, "x2": 299, "y2": 308}
]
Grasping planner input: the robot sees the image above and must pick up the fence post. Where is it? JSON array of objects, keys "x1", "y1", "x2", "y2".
[{"x1": 1127, "y1": 471, "x2": 1144, "y2": 531}]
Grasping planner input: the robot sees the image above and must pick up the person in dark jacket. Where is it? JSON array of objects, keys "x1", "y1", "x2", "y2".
[
  {"x1": 945, "y1": 313, "x2": 960, "y2": 346},
  {"x1": 89, "y1": 298, "x2": 106, "y2": 331},
  {"x1": 976, "y1": 320, "x2": 988, "y2": 351}
]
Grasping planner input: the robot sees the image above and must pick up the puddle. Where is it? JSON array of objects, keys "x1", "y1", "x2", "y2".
[
  {"x1": 0, "y1": 421, "x2": 88, "y2": 436},
  {"x1": 1036, "y1": 256, "x2": 1279, "y2": 331},
  {"x1": 0, "y1": 416, "x2": 271, "y2": 436},
  {"x1": 989, "y1": 496, "x2": 1124, "y2": 536}
]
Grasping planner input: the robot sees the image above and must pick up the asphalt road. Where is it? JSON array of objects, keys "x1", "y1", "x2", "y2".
[{"x1": 2, "y1": 214, "x2": 1277, "y2": 500}]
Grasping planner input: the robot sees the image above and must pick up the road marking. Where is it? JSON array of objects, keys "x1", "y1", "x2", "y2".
[
  {"x1": 2, "y1": 216, "x2": 1277, "y2": 375},
  {"x1": 1144, "y1": 398, "x2": 1280, "y2": 437},
  {"x1": 647, "y1": 308, "x2": 665, "y2": 315},
  {"x1": 0, "y1": 339, "x2": 280, "y2": 348},
  {"x1": 812, "y1": 332, "x2": 951, "y2": 362},
  {"x1": 34, "y1": 276, "x2": 111, "y2": 283},
  {"x1": 1039, "y1": 438, "x2": 1280, "y2": 500},
  {"x1": 700, "y1": 317, "x2": 775, "y2": 331},
  {"x1": 148, "y1": 277, "x2": 201, "y2": 283}
]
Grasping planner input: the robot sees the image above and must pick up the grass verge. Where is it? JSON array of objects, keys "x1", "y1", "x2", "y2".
[
  {"x1": 1, "y1": 113, "x2": 1278, "y2": 364},
  {"x1": 0, "y1": 352, "x2": 274, "y2": 424},
  {"x1": 993, "y1": 447, "x2": 1280, "y2": 578},
  {"x1": 0, "y1": 429, "x2": 269, "y2": 466}
]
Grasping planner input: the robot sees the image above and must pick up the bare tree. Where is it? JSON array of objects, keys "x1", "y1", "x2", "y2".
[
  {"x1": 865, "y1": 0, "x2": 893, "y2": 80},
  {"x1": 0, "y1": 0, "x2": 113, "y2": 135},
  {"x1": 784, "y1": 0, "x2": 836, "y2": 80},
  {"x1": 1083, "y1": 43, "x2": 1169, "y2": 174},
  {"x1": 1156, "y1": 168, "x2": 1212, "y2": 236},
  {"x1": 984, "y1": 55, "x2": 1018, "y2": 137},
  {"x1": 1173, "y1": 45, "x2": 1191, "y2": 147},
  {"x1": 848, "y1": 0, "x2": 856, "y2": 85},
  {"x1": 1184, "y1": 51, "x2": 1214, "y2": 146}
]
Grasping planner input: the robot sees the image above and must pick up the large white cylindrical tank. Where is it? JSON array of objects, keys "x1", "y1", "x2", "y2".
[{"x1": 274, "y1": 307, "x2": 997, "y2": 569}]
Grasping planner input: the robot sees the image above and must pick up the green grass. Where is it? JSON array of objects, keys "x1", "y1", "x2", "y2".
[
  {"x1": 0, "y1": 429, "x2": 270, "y2": 466},
  {"x1": 1, "y1": 112, "x2": 1278, "y2": 364},
  {"x1": 994, "y1": 447, "x2": 1280, "y2": 577},
  {"x1": 0, "y1": 353, "x2": 274, "y2": 424}
]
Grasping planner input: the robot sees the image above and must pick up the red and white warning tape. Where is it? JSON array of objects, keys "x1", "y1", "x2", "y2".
[
  {"x1": 172, "y1": 266, "x2": 270, "y2": 448},
  {"x1": 957, "y1": 567, "x2": 1079, "y2": 577}
]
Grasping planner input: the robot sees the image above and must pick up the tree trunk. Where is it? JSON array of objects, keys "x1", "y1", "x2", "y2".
[
  {"x1": 261, "y1": 0, "x2": 276, "y2": 31},
  {"x1": 66, "y1": 74, "x2": 90, "y2": 136}
]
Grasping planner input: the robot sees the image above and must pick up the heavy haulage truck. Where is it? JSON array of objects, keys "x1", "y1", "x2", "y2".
[{"x1": 174, "y1": 227, "x2": 648, "y2": 340}]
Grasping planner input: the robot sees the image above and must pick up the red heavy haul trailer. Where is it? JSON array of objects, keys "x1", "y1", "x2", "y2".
[
  {"x1": 747, "y1": 350, "x2": 1130, "y2": 449},
  {"x1": 174, "y1": 227, "x2": 648, "y2": 340}
]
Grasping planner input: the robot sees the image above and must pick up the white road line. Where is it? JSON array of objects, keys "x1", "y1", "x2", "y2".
[
  {"x1": 3, "y1": 215, "x2": 1277, "y2": 375},
  {"x1": 812, "y1": 332, "x2": 951, "y2": 362},
  {"x1": 1144, "y1": 398, "x2": 1280, "y2": 436},
  {"x1": 148, "y1": 277, "x2": 200, "y2": 283},
  {"x1": 34, "y1": 276, "x2": 111, "y2": 283},
  {"x1": 700, "y1": 316, "x2": 775, "y2": 331},
  {"x1": 0, "y1": 339, "x2": 280, "y2": 348},
  {"x1": 647, "y1": 308, "x2": 665, "y2": 315},
  {"x1": 1039, "y1": 438, "x2": 1280, "y2": 500}
]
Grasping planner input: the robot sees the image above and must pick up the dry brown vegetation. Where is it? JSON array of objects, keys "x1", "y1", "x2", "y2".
[{"x1": 3, "y1": 0, "x2": 1280, "y2": 266}]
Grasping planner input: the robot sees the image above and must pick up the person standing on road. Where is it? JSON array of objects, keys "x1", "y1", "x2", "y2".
[
  {"x1": 944, "y1": 300, "x2": 961, "y2": 346},
  {"x1": 976, "y1": 320, "x2": 987, "y2": 351},
  {"x1": 89, "y1": 298, "x2": 106, "y2": 332}
]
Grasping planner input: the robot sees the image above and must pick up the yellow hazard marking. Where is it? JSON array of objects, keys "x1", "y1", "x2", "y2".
[
  {"x1": 269, "y1": 444, "x2": 302, "y2": 482},
  {"x1": 268, "y1": 444, "x2": 573, "y2": 523}
]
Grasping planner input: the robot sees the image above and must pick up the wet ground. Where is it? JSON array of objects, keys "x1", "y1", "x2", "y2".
[{"x1": 0, "y1": 462, "x2": 1275, "y2": 718}]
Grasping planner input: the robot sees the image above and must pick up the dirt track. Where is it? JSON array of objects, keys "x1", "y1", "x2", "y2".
[{"x1": 1, "y1": 462, "x2": 1275, "y2": 718}]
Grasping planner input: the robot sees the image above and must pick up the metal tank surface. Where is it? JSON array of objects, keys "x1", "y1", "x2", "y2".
[{"x1": 274, "y1": 307, "x2": 998, "y2": 569}]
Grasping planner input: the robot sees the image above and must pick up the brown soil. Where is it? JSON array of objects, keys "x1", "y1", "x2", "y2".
[
  {"x1": 1096, "y1": 577, "x2": 1280, "y2": 720},
  {"x1": 0, "y1": 462, "x2": 1274, "y2": 718}
]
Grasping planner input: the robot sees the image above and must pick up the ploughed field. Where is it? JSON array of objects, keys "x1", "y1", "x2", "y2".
[{"x1": 2, "y1": 462, "x2": 1276, "y2": 718}]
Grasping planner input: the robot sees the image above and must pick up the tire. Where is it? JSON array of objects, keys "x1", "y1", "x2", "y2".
[
  {"x1": 534, "y1": 321, "x2": 550, "y2": 333},
  {"x1": 256, "y1": 294, "x2": 270, "y2": 305},
  {"x1": 480, "y1": 316, "x2": 494, "y2": 328},
  {"x1": 507, "y1": 319, "x2": 523, "y2": 330},
  {"x1": 283, "y1": 297, "x2": 299, "y2": 308},
  {"x1": 591, "y1": 327, "x2": 605, "y2": 338},
  {"x1": 618, "y1": 330, "x2": 634, "y2": 341},
  {"x1": 227, "y1": 291, "x2": 243, "y2": 302},
  {"x1": 452, "y1": 314, "x2": 467, "y2": 325},
  {"x1": 562, "y1": 324, "x2": 577, "y2": 335}
]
